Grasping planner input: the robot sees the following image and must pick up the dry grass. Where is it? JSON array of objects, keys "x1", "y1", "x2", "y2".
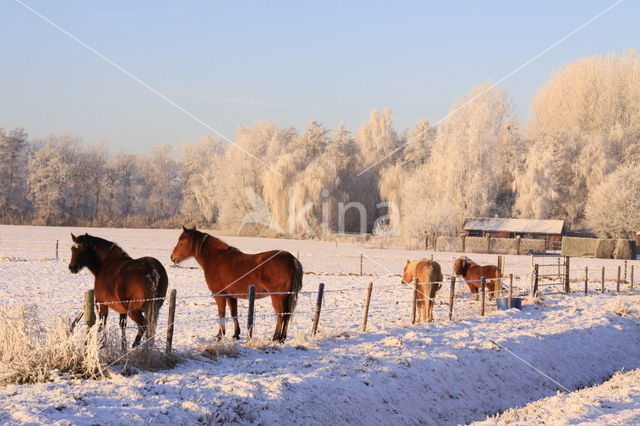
[
  {"x1": 200, "y1": 340, "x2": 240, "y2": 359},
  {"x1": 0, "y1": 304, "x2": 119, "y2": 384},
  {"x1": 0, "y1": 304, "x2": 180, "y2": 385}
]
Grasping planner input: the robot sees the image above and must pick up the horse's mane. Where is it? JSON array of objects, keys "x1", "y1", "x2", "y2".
[
  {"x1": 190, "y1": 229, "x2": 241, "y2": 253},
  {"x1": 81, "y1": 234, "x2": 131, "y2": 260},
  {"x1": 454, "y1": 256, "x2": 477, "y2": 276}
]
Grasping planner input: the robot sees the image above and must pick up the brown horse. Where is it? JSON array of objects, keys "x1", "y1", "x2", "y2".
[
  {"x1": 453, "y1": 256, "x2": 502, "y2": 300},
  {"x1": 401, "y1": 259, "x2": 443, "y2": 323},
  {"x1": 170, "y1": 226, "x2": 303, "y2": 342},
  {"x1": 68, "y1": 233, "x2": 168, "y2": 350}
]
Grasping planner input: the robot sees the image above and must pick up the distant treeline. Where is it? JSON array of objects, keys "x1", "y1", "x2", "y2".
[{"x1": 1, "y1": 50, "x2": 639, "y2": 241}]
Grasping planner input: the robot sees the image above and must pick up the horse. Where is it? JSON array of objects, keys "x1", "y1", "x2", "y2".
[
  {"x1": 170, "y1": 226, "x2": 303, "y2": 343},
  {"x1": 401, "y1": 259, "x2": 443, "y2": 323},
  {"x1": 68, "y1": 233, "x2": 168, "y2": 350},
  {"x1": 453, "y1": 256, "x2": 502, "y2": 300}
]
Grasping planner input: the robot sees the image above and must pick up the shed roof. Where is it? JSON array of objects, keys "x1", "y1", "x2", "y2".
[{"x1": 463, "y1": 217, "x2": 565, "y2": 235}]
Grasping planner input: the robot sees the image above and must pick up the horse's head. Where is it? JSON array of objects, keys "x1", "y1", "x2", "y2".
[
  {"x1": 69, "y1": 233, "x2": 93, "y2": 274},
  {"x1": 170, "y1": 225, "x2": 198, "y2": 264},
  {"x1": 401, "y1": 259, "x2": 414, "y2": 285},
  {"x1": 453, "y1": 256, "x2": 471, "y2": 277}
]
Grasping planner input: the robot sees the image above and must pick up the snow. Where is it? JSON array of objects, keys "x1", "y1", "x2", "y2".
[{"x1": 1, "y1": 225, "x2": 639, "y2": 425}]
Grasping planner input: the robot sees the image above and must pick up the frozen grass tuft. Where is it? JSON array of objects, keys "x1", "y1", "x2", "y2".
[
  {"x1": 200, "y1": 340, "x2": 240, "y2": 359},
  {"x1": 0, "y1": 304, "x2": 119, "y2": 385},
  {"x1": 0, "y1": 304, "x2": 181, "y2": 384}
]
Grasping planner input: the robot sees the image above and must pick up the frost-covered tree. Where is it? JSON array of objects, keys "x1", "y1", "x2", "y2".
[
  {"x1": 0, "y1": 127, "x2": 29, "y2": 221},
  {"x1": 27, "y1": 135, "x2": 80, "y2": 225},
  {"x1": 585, "y1": 162, "x2": 640, "y2": 237},
  {"x1": 140, "y1": 144, "x2": 181, "y2": 224},
  {"x1": 515, "y1": 50, "x2": 640, "y2": 226},
  {"x1": 399, "y1": 83, "x2": 520, "y2": 238},
  {"x1": 179, "y1": 137, "x2": 224, "y2": 224}
]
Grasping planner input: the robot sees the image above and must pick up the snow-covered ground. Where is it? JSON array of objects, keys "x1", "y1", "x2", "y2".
[{"x1": 0, "y1": 225, "x2": 639, "y2": 425}]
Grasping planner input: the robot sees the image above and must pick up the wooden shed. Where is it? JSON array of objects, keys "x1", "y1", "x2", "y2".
[{"x1": 463, "y1": 217, "x2": 566, "y2": 248}]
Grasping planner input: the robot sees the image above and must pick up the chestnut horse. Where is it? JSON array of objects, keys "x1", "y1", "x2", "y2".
[
  {"x1": 453, "y1": 256, "x2": 502, "y2": 300},
  {"x1": 401, "y1": 259, "x2": 443, "y2": 323},
  {"x1": 170, "y1": 226, "x2": 303, "y2": 342},
  {"x1": 68, "y1": 233, "x2": 168, "y2": 350}
]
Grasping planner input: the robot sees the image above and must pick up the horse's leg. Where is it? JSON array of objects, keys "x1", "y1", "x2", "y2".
[
  {"x1": 228, "y1": 297, "x2": 241, "y2": 340},
  {"x1": 97, "y1": 304, "x2": 109, "y2": 331},
  {"x1": 279, "y1": 293, "x2": 295, "y2": 342},
  {"x1": 270, "y1": 295, "x2": 285, "y2": 342},
  {"x1": 214, "y1": 296, "x2": 227, "y2": 340},
  {"x1": 468, "y1": 282, "x2": 479, "y2": 301},
  {"x1": 119, "y1": 313, "x2": 128, "y2": 352},
  {"x1": 129, "y1": 310, "x2": 147, "y2": 348},
  {"x1": 427, "y1": 284, "x2": 436, "y2": 322}
]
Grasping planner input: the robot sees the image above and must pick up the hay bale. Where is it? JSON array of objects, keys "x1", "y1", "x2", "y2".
[
  {"x1": 465, "y1": 236, "x2": 489, "y2": 254},
  {"x1": 595, "y1": 239, "x2": 616, "y2": 259},
  {"x1": 435, "y1": 236, "x2": 462, "y2": 252},
  {"x1": 519, "y1": 238, "x2": 546, "y2": 254},
  {"x1": 561, "y1": 237, "x2": 599, "y2": 258},
  {"x1": 613, "y1": 239, "x2": 634, "y2": 260},
  {"x1": 490, "y1": 238, "x2": 517, "y2": 255}
]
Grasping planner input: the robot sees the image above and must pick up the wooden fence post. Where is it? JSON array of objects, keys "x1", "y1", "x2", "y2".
[
  {"x1": 359, "y1": 253, "x2": 363, "y2": 276},
  {"x1": 448, "y1": 277, "x2": 456, "y2": 321},
  {"x1": 616, "y1": 266, "x2": 621, "y2": 293},
  {"x1": 311, "y1": 283, "x2": 325, "y2": 336},
  {"x1": 564, "y1": 256, "x2": 570, "y2": 293},
  {"x1": 631, "y1": 265, "x2": 635, "y2": 290},
  {"x1": 84, "y1": 289, "x2": 96, "y2": 329},
  {"x1": 461, "y1": 235, "x2": 466, "y2": 253},
  {"x1": 557, "y1": 257, "x2": 561, "y2": 277},
  {"x1": 533, "y1": 264, "x2": 539, "y2": 297},
  {"x1": 624, "y1": 260, "x2": 628, "y2": 283},
  {"x1": 601, "y1": 266, "x2": 605, "y2": 293},
  {"x1": 247, "y1": 285, "x2": 256, "y2": 340},
  {"x1": 411, "y1": 278, "x2": 418, "y2": 324},
  {"x1": 55, "y1": 240, "x2": 59, "y2": 260},
  {"x1": 508, "y1": 274, "x2": 514, "y2": 309},
  {"x1": 424, "y1": 231, "x2": 428, "y2": 251},
  {"x1": 516, "y1": 236, "x2": 521, "y2": 256},
  {"x1": 486, "y1": 235, "x2": 491, "y2": 254},
  {"x1": 480, "y1": 277, "x2": 486, "y2": 316},
  {"x1": 165, "y1": 289, "x2": 177, "y2": 353},
  {"x1": 584, "y1": 266, "x2": 588, "y2": 295},
  {"x1": 361, "y1": 282, "x2": 373, "y2": 332}
]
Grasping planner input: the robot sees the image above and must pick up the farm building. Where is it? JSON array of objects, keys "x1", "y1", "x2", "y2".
[{"x1": 463, "y1": 217, "x2": 565, "y2": 247}]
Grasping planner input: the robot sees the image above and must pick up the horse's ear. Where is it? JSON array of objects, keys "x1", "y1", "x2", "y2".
[
  {"x1": 406, "y1": 259, "x2": 410, "y2": 265},
  {"x1": 71, "y1": 233, "x2": 77, "y2": 242},
  {"x1": 181, "y1": 225, "x2": 187, "y2": 231},
  {"x1": 191, "y1": 225, "x2": 197, "y2": 230}
]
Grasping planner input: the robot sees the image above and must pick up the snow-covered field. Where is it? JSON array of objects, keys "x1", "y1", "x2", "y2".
[{"x1": 0, "y1": 225, "x2": 639, "y2": 425}]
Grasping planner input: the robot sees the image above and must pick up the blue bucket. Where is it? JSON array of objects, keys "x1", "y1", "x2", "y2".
[{"x1": 496, "y1": 297, "x2": 522, "y2": 310}]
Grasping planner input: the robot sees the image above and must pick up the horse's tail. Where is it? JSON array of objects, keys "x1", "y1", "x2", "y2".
[
  {"x1": 144, "y1": 267, "x2": 165, "y2": 342},
  {"x1": 288, "y1": 257, "x2": 304, "y2": 316}
]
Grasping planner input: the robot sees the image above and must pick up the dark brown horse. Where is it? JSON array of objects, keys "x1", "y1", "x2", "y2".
[
  {"x1": 170, "y1": 226, "x2": 303, "y2": 342},
  {"x1": 401, "y1": 259, "x2": 443, "y2": 323},
  {"x1": 68, "y1": 233, "x2": 168, "y2": 350},
  {"x1": 453, "y1": 256, "x2": 502, "y2": 300}
]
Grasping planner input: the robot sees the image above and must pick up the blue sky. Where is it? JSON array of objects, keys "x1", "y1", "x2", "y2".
[{"x1": 1, "y1": 1, "x2": 638, "y2": 153}]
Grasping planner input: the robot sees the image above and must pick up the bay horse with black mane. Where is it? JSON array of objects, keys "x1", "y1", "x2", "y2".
[
  {"x1": 453, "y1": 256, "x2": 502, "y2": 300},
  {"x1": 68, "y1": 233, "x2": 168, "y2": 350},
  {"x1": 170, "y1": 226, "x2": 303, "y2": 342}
]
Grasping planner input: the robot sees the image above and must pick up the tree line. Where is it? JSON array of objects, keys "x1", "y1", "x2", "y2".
[{"x1": 1, "y1": 50, "x2": 639, "y2": 241}]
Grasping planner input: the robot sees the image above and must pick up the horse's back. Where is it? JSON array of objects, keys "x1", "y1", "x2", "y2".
[
  {"x1": 106, "y1": 257, "x2": 168, "y2": 306},
  {"x1": 415, "y1": 259, "x2": 443, "y2": 283}
]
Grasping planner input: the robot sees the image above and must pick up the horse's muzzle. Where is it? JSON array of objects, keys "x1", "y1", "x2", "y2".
[
  {"x1": 69, "y1": 264, "x2": 79, "y2": 274},
  {"x1": 170, "y1": 255, "x2": 179, "y2": 264}
]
